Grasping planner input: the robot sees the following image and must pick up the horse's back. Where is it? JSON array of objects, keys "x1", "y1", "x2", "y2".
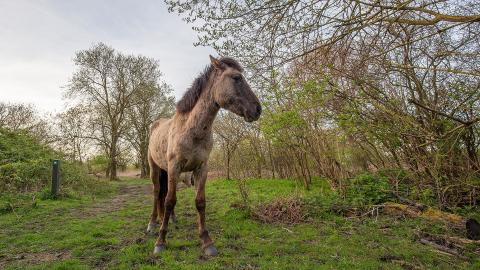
[{"x1": 150, "y1": 118, "x2": 172, "y2": 135}]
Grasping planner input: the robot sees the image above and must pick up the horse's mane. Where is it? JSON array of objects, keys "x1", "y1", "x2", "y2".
[{"x1": 176, "y1": 57, "x2": 243, "y2": 113}]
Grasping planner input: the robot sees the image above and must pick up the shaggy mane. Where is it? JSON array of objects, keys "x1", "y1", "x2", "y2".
[{"x1": 176, "y1": 57, "x2": 243, "y2": 113}]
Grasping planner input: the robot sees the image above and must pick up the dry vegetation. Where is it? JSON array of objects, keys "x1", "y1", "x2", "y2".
[{"x1": 252, "y1": 197, "x2": 306, "y2": 225}]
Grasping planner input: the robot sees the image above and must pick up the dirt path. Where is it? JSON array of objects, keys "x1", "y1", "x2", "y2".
[
  {"x1": 116, "y1": 170, "x2": 141, "y2": 178},
  {"x1": 0, "y1": 179, "x2": 197, "y2": 269},
  {"x1": 75, "y1": 183, "x2": 152, "y2": 218},
  {"x1": 0, "y1": 181, "x2": 155, "y2": 269}
]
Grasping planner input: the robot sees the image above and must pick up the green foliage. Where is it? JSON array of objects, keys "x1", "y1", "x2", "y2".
[
  {"x1": 87, "y1": 154, "x2": 109, "y2": 174},
  {"x1": 261, "y1": 110, "x2": 306, "y2": 143},
  {"x1": 0, "y1": 128, "x2": 93, "y2": 193},
  {"x1": 344, "y1": 173, "x2": 392, "y2": 206}
]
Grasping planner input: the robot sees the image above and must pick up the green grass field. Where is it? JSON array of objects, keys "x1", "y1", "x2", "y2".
[{"x1": 0, "y1": 178, "x2": 478, "y2": 269}]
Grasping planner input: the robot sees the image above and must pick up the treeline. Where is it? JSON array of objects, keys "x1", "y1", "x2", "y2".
[
  {"x1": 1, "y1": 43, "x2": 175, "y2": 181},
  {"x1": 172, "y1": 0, "x2": 480, "y2": 208}
]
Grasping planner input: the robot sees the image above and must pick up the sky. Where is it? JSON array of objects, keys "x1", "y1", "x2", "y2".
[{"x1": 0, "y1": 0, "x2": 215, "y2": 113}]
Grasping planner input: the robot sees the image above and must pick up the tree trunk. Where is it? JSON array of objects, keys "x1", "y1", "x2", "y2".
[
  {"x1": 109, "y1": 144, "x2": 118, "y2": 180},
  {"x1": 226, "y1": 152, "x2": 231, "y2": 180},
  {"x1": 140, "y1": 152, "x2": 149, "y2": 178},
  {"x1": 267, "y1": 140, "x2": 275, "y2": 178}
]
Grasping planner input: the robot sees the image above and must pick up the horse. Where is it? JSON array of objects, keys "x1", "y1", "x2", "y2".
[{"x1": 146, "y1": 55, "x2": 261, "y2": 256}]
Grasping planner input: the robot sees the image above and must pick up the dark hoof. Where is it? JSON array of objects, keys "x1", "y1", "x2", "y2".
[
  {"x1": 204, "y1": 245, "x2": 218, "y2": 256},
  {"x1": 153, "y1": 244, "x2": 166, "y2": 255}
]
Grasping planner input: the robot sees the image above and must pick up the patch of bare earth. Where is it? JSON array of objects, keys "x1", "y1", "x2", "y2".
[
  {"x1": 0, "y1": 251, "x2": 71, "y2": 269},
  {"x1": 75, "y1": 184, "x2": 151, "y2": 218},
  {"x1": 117, "y1": 170, "x2": 141, "y2": 178}
]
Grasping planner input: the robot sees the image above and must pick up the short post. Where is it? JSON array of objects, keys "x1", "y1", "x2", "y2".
[{"x1": 51, "y1": 159, "x2": 60, "y2": 197}]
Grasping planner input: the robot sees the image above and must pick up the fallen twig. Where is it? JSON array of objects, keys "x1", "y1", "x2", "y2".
[{"x1": 419, "y1": 238, "x2": 469, "y2": 260}]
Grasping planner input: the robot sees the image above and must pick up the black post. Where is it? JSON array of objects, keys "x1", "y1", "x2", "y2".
[{"x1": 51, "y1": 159, "x2": 60, "y2": 197}]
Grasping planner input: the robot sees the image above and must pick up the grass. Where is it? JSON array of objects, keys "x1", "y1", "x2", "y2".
[{"x1": 0, "y1": 177, "x2": 478, "y2": 269}]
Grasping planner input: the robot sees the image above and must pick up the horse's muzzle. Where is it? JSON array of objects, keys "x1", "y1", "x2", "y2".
[{"x1": 245, "y1": 104, "x2": 262, "y2": 122}]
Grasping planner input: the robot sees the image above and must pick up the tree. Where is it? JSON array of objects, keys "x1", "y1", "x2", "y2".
[
  {"x1": 0, "y1": 102, "x2": 52, "y2": 143},
  {"x1": 167, "y1": 0, "x2": 480, "y2": 70},
  {"x1": 168, "y1": 0, "x2": 480, "y2": 207},
  {"x1": 66, "y1": 43, "x2": 169, "y2": 180},
  {"x1": 125, "y1": 78, "x2": 175, "y2": 178},
  {"x1": 213, "y1": 112, "x2": 248, "y2": 179},
  {"x1": 0, "y1": 102, "x2": 36, "y2": 131},
  {"x1": 55, "y1": 105, "x2": 91, "y2": 163}
]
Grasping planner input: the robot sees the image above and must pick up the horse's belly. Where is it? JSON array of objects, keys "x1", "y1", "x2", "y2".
[{"x1": 182, "y1": 159, "x2": 202, "y2": 172}]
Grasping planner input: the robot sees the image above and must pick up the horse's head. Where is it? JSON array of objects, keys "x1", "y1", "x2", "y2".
[{"x1": 210, "y1": 55, "x2": 261, "y2": 122}]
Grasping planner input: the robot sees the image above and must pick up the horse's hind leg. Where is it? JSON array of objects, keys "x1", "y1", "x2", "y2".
[
  {"x1": 157, "y1": 169, "x2": 168, "y2": 225},
  {"x1": 147, "y1": 158, "x2": 160, "y2": 234},
  {"x1": 156, "y1": 170, "x2": 177, "y2": 228},
  {"x1": 154, "y1": 163, "x2": 179, "y2": 255}
]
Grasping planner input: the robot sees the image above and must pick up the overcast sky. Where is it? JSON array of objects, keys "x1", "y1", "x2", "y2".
[{"x1": 0, "y1": 0, "x2": 215, "y2": 113}]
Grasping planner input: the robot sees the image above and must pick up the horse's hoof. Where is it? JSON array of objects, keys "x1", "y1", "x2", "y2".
[
  {"x1": 146, "y1": 222, "x2": 159, "y2": 234},
  {"x1": 204, "y1": 245, "x2": 218, "y2": 256},
  {"x1": 153, "y1": 244, "x2": 166, "y2": 255}
]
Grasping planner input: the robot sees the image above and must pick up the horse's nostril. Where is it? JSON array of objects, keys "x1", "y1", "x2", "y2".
[{"x1": 256, "y1": 105, "x2": 262, "y2": 116}]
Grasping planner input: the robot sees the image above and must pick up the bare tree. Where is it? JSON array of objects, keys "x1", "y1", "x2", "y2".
[
  {"x1": 0, "y1": 102, "x2": 36, "y2": 131},
  {"x1": 125, "y1": 78, "x2": 175, "y2": 178},
  {"x1": 67, "y1": 43, "x2": 164, "y2": 180},
  {"x1": 167, "y1": 0, "x2": 480, "y2": 70},
  {"x1": 169, "y1": 0, "x2": 480, "y2": 206},
  {"x1": 55, "y1": 105, "x2": 91, "y2": 163},
  {"x1": 0, "y1": 102, "x2": 52, "y2": 143},
  {"x1": 213, "y1": 112, "x2": 248, "y2": 179}
]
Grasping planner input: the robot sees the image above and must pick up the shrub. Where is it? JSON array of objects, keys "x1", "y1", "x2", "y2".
[
  {"x1": 0, "y1": 128, "x2": 93, "y2": 193},
  {"x1": 87, "y1": 154, "x2": 109, "y2": 175},
  {"x1": 344, "y1": 173, "x2": 392, "y2": 206}
]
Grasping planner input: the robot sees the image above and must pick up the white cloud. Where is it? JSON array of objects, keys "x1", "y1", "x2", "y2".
[{"x1": 0, "y1": 0, "x2": 215, "y2": 113}]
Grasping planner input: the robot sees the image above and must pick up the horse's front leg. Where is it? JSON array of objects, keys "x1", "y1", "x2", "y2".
[
  {"x1": 193, "y1": 163, "x2": 218, "y2": 256},
  {"x1": 153, "y1": 162, "x2": 179, "y2": 255}
]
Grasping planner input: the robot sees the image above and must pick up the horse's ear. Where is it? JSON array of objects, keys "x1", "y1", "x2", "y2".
[{"x1": 209, "y1": 55, "x2": 224, "y2": 70}]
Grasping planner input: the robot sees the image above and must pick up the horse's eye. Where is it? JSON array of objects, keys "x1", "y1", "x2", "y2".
[{"x1": 232, "y1": 75, "x2": 242, "y2": 82}]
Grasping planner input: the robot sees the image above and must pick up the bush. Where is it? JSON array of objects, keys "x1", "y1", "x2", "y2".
[
  {"x1": 344, "y1": 173, "x2": 392, "y2": 206},
  {"x1": 0, "y1": 128, "x2": 93, "y2": 193},
  {"x1": 87, "y1": 154, "x2": 109, "y2": 175}
]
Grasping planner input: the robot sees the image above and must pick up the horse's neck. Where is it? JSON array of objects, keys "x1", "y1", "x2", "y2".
[{"x1": 184, "y1": 90, "x2": 219, "y2": 137}]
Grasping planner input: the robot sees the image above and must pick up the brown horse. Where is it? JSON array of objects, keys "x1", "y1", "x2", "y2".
[{"x1": 147, "y1": 55, "x2": 261, "y2": 256}]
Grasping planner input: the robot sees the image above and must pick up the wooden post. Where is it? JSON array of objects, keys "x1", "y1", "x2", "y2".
[{"x1": 51, "y1": 159, "x2": 60, "y2": 197}]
